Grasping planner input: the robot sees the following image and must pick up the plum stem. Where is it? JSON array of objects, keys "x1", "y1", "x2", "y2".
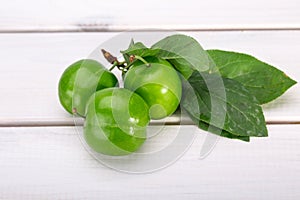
[
  {"x1": 109, "y1": 61, "x2": 118, "y2": 71},
  {"x1": 109, "y1": 61, "x2": 125, "y2": 71},
  {"x1": 131, "y1": 55, "x2": 150, "y2": 67},
  {"x1": 101, "y1": 49, "x2": 126, "y2": 71}
]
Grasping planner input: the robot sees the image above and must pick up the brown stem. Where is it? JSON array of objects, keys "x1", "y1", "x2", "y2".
[
  {"x1": 101, "y1": 49, "x2": 127, "y2": 72},
  {"x1": 101, "y1": 49, "x2": 118, "y2": 64}
]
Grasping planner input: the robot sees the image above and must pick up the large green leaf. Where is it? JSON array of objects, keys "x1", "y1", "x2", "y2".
[
  {"x1": 187, "y1": 113, "x2": 250, "y2": 141},
  {"x1": 152, "y1": 34, "x2": 212, "y2": 79},
  {"x1": 207, "y1": 50, "x2": 297, "y2": 104},
  {"x1": 182, "y1": 71, "x2": 268, "y2": 140}
]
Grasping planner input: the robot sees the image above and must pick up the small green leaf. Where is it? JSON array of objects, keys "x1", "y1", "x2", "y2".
[
  {"x1": 121, "y1": 42, "x2": 160, "y2": 61},
  {"x1": 207, "y1": 50, "x2": 297, "y2": 104},
  {"x1": 123, "y1": 39, "x2": 135, "y2": 63},
  {"x1": 129, "y1": 38, "x2": 135, "y2": 47},
  {"x1": 152, "y1": 34, "x2": 212, "y2": 79},
  {"x1": 182, "y1": 71, "x2": 268, "y2": 140}
]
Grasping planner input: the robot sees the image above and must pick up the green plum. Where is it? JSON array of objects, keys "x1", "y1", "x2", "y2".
[
  {"x1": 58, "y1": 59, "x2": 118, "y2": 116},
  {"x1": 84, "y1": 88, "x2": 150, "y2": 155},
  {"x1": 124, "y1": 57, "x2": 182, "y2": 120}
]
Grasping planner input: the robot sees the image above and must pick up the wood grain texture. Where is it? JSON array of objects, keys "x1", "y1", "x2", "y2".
[
  {"x1": 0, "y1": 31, "x2": 298, "y2": 125},
  {"x1": 0, "y1": 0, "x2": 299, "y2": 32},
  {"x1": 0, "y1": 125, "x2": 299, "y2": 199},
  {"x1": 1, "y1": 2, "x2": 299, "y2": 199}
]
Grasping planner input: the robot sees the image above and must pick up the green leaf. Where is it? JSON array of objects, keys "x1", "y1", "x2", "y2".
[
  {"x1": 182, "y1": 71, "x2": 268, "y2": 140},
  {"x1": 129, "y1": 38, "x2": 135, "y2": 47},
  {"x1": 122, "y1": 39, "x2": 135, "y2": 63},
  {"x1": 187, "y1": 113, "x2": 250, "y2": 142},
  {"x1": 121, "y1": 42, "x2": 160, "y2": 61},
  {"x1": 207, "y1": 50, "x2": 297, "y2": 104},
  {"x1": 152, "y1": 34, "x2": 212, "y2": 79}
]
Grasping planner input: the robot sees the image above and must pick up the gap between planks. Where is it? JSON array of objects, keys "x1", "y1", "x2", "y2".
[
  {"x1": 1, "y1": 26, "x2": 300, "y2": 33},
  {"x1": 0, "y1": 117, "x2": 299, "y2": 127}
]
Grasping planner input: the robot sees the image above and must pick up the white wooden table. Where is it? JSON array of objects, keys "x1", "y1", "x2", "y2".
[{"x1": 0, "y1": 0, "x2": 299, "y2": 199}]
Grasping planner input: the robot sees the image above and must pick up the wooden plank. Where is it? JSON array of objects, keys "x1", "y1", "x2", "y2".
[
  {"x1": 0, "y1": 0, "x2": 300, "y2": 32},
  {"x1": 0, "y1": 125, "x2": 299, "y2": 199},
  {"x1": 0, "y1": 31, "x2": 299, "y2": 125}
]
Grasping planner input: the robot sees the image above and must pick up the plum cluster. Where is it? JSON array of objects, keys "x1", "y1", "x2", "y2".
[{"x1": 58, "y1": 56, "x2": 182, "y2": 155}]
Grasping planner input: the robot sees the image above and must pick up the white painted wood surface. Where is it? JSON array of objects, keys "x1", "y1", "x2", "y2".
[
  {"x1": 0, "y1": 125, "x2": 299, "y2": 199},
  {"x1": 0, "y1": 0, "x2": 299, "y2": 198},
  {"x1": 0, "y1": 0, "x2": 300, "y2": 32},
  {"x1": 0, "y1": 31, "x2": 298, "y2": 125}
]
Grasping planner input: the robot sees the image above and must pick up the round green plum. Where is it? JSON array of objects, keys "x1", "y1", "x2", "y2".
[
  {"x1": 124, "y1": 57, "x2": 182, "y2": 120},
  {"x1": 84, "y1": 88, "x2": 150, "y2": 156},
  {"x1": 58, "y1": 59, "x2": 118, "y2": 116}
]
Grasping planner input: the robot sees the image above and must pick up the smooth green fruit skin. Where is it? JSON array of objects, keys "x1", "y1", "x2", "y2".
[
  {"x1": 58, "y1": 59, "x2": 118, "y2": 116},
  {"x1": 124, "y1": 57, "x2": 182, "y2": 120},
  {"x1": 84, "y1": 88, "x2": 150, "y2": 156}
]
